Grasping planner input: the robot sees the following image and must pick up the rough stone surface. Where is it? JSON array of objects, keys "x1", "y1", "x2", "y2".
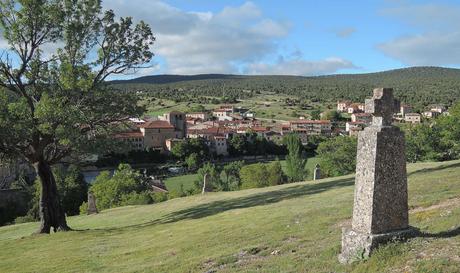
[
  {"x1": 339, "y1": 227, "x2": 418, "y2": 263},
  {"x1": 87, "y1": 192, "x2": 98, "y2": 215},
  {"x1": 339, "y1": 88, "x2": 411, "y2": 263},
  {"x1": 313, "y1": 164, "x2": 321, "y2": 180}
]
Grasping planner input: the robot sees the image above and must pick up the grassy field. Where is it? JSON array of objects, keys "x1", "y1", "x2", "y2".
[
  {"x1": 164, "y1": 173, "x2": 197, "y2": 192},
  {"x1": 141, "y1": 92, "x2": 334, "y2": 121},
  {"x1": 163, "y1": 157, "x2": 321, "y2": 193},
  {"x1": 1, "y1": 160, "x2": 460, "y2": 272}
]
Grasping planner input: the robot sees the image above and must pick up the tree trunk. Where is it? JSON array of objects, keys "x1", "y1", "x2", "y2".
[{"x1": 33, "y1": 160, "x2": 71, "y2": 234}]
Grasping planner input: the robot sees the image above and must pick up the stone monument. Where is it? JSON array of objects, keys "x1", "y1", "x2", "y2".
[
  {"x1": 313, "y1": 164, "x2": 321, "y2": 180},
  {"x1": 87, "y1": 191, "x2": 98, "y2": 215},
  {"x1": 339, "y1": 88, "x2": 416, "y2": 263},
  {"x1": 202, "y1": 173, "x2": 211, "y2": 194}
]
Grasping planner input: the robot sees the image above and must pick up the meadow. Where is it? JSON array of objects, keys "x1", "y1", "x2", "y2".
[{"x1": 1, "y1": 160, "x2": 459, "y2": 272}]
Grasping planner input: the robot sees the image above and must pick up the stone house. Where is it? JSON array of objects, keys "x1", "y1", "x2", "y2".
[
  {"x1": 337, "y1": 100, "x2": 351, "y2": 112},
  {"x1": 288, "y1": 120, "x2": 332, "y2": 136},
  {"x1": 158, "y1": 111, "x2": 187, "y2": 138},
  {"x1": 186, "y1": 112, "x2": 210, "y2": 121},
  {"x1": 404, "y1": 113, "x2": 421, "y2": 124},
  {"x1": 422, "y1": 111, "x2": 441, "y2": 119},
  {"x1": 351, "y1": 113, "x2": 372, "y2": 123},
  {"x1": 399, "y1": 104, "x2": 412, "y2": 116}
]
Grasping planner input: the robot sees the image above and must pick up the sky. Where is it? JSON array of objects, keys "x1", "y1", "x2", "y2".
[{"x1": 3, "y1": 0, "x2": 460, "y2": 77}]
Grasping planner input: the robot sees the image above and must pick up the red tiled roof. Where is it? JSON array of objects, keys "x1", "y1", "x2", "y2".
[
  {"x1": 251, "y1": 126, "x2": 270, "y2": 132},
  {"x1": 141, "y1": 120, "x2": 174, "y2": 129}
]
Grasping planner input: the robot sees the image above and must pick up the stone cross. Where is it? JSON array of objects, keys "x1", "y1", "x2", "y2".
[
  {"x1": 365, "y1": 88, "x2": 400, "y2": 126},
  {"x1": 87, "y1": 192, "x2": 98, "y2": 215},
  {"x1": 339, "y1": 88, "x2": 416, "y2": 263},
  {"x1": 313, "y1": 164, "x2": 321, "y2": 181}
]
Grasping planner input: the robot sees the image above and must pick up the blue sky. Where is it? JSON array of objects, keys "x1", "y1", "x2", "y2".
[{"x1": 3, "y1": 0, "x2": 460, "y2": 77}]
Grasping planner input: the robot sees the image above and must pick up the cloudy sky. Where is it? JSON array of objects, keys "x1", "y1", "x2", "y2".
[{"x1": 3, "y1": 0, "x2": 460, "y2": 77}]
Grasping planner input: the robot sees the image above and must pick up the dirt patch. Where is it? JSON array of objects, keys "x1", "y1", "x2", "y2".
[{"x1": 410, "y1": 197, "x2": 460, "y2": 214}]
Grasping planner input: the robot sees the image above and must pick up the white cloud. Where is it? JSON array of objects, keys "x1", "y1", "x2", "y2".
[
  {"x1": 246, "y1": 56, "x2": 357, "y2": 76},
  {"x1": 378, "y1": 32, "x2": 460, "y2": 66},
  {"x1": 104, "y1": 1, "x2": 290, "y2": 74},
  {"x1": 380, "y1": 2, "x2": 460, "y2": 30},
  {"x1": 378, "y1": 1, "x2": 460, "y2": 66}
]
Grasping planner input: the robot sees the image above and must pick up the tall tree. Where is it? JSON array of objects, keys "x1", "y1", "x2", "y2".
[
  {"x1": 0, "y1": 0, "x2": 154, "y2": 233},
  {"x1": 283, "y1": 133, "x2": 307, "y2": 182},
  {"x1": 317, "y1": 136, "x2": 357, "y2": 177}
]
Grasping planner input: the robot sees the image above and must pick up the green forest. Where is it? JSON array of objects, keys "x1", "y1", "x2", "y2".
[{"x1": 112, "y1": 66, "x2": 460, "y2": 110}]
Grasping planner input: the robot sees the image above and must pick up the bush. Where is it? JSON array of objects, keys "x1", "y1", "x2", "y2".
[
  {"x1": 90, "y1": 164, "x2": 146, "y2": 210},
  {"x1": 240, "y1": 162, "x2": 285, "y2": 189},
  {"x1": 317, "y1": 136, "x2": 358, "y2": 177},
  {"x1": 14, "y1": 215, "x2": 36, "y2": 224},
  {"x1": 79, "y1": 202, "x2": 88, "y2": 215},
  {"x1": 151, "y1": 192, "x2": 168, "y2": 203},
  {"x1": 120, "y1": 191, "x2": 153, "y2": 206}
]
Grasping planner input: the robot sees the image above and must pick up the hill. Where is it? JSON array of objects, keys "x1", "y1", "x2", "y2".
[
  {"x1": 1, "y1": 160, "x2": 460, "y2": 272},
  {"x1": 112, "y1": 67, "x2": 460, "y2": 108}
]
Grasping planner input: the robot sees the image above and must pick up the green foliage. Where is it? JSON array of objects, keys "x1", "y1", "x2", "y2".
[
  {"x1": 120, "y1": 191, "x2": 153, "y2": 206},
  {"x1": 113, "y1": 67, "x2": 460, "y2": 109},
  {"x1": 0, "y1": 0, "x2": 155, "y2": 229},
  {"x1": 90, "y1": 164, "x2": 148, "y2": 210},
  {"x1": 239, "y1": 162, "x2": 285, "y2": 189},
  {"x1": 284, "y1": 134, "x2": 307, "y2": 182},
  {"x1": 185, "y1": 153, "x2": 200, "y2": 170},
  {"x1": 54, "y1": 165, "x2": 88, "y2": 216},
  {"x1": 151, "y1": 192, "x2": 168, "y2": 203},
  {"x1": 220, "y1": 161, "x2": 244, "y2": 191},
  {"x1": 310, "y1": 109, "x2": 321, "y2": 120},
  {"x1": 403, "y1": 101, "x2": 460, "y2": 163},
  {"x1": 171, "y1": 138, "x2": 209, "y2": 160},
  {"x1": 188, "y1": 104, "x2": 206, "y2": 112},
  {"x1": 266, "y1": 160, "x2": 286, "y2": 186},
  {"x1": 79, "y1": 202, "x2": 88, "y2": 215},
  {"x1": 194, "y1": 163, "x2": 220, "y2": 192},
  {"x1": 26, "y1": 165, "x2": 88, "y2": 218},
  {"x1": 405, "y1": 124, "x2": 446, "y2": 162},
  {"x1": 322, "y1": 110, "x2": 341, "y2": 121},
  {"x1": 228, "y1": 133, "x2": 285, "y2": 156},
  {"x1": 317, "y1": 136, "x2": 358, "y2": 177}
]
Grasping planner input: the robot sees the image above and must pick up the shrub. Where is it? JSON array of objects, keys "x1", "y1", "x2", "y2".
[
  {"x1": 14, "y1": 215, "x2": 36, "y2": 224},
  {"x1": 90, "y1": 164, "x2": 145, "y2": 210},
  {"x1": 120, "y1": 191, "x2": 153, "y2": 206},
  {"x1": 151, "y1": 192, "x2": 168, "y2": 203},
  {"x1": 79, "y1": 202, "x2": 88, "y2": 215},
  {"x1": 317, "y1": 136, "x2": 358, "y2": 177}
]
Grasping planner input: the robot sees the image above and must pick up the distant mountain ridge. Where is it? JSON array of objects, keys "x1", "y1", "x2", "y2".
[{"x1": 111, "y1": 66, "x2": 460, "y2": 85}]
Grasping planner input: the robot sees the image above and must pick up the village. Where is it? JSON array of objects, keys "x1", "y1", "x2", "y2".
[{"x1": 115, "y1": 100, "x2": 450, "y2": 157}]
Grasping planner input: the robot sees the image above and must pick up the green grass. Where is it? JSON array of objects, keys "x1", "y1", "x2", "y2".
[
  {"x1": 1, "y1": 160, "x2": 460, "y2": 272},
  {"x1": 141, "y1": 92, "x2": 332, "y2": 121},
  {"x1": 163, "y1": 157, "x2": 321, "y2": 193},
  {"x1": 164, "y1": 173, "x2": 197, "y2": 192}
]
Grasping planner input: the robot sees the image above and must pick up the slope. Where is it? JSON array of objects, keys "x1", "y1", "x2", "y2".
[{"x1": 0, "y1": 160, "x2": 460, "y2": 273}]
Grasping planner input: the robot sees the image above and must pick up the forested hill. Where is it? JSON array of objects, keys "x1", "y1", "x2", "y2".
[{"x1": 112, "y1": 66, "x2": 460, "y2": 107}]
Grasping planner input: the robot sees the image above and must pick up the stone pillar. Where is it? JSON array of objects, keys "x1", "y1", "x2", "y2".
[
  {"x1": 339, "y1": 88, "x2": 417, "y2": 263},
  {"x1": 202, "y1": 173, "x2": 211, "y2": 194},
  {"x1": 313, "y1": 164, "x2": 321, "y2": 180},
  {"x1": 87, "y1": 192, "x2": 98, "y2": 215}
]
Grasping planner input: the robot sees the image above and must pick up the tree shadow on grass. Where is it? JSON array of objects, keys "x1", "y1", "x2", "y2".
[
  {"x1": 82, "y1": 177, "x2": 355, "y2": 233},
  {"x1": 407, "y1": 162, "x2": 460, "y2": 177},
  {"x1": 155, "y1": 177, "x2": 354, "y2": 225}
]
